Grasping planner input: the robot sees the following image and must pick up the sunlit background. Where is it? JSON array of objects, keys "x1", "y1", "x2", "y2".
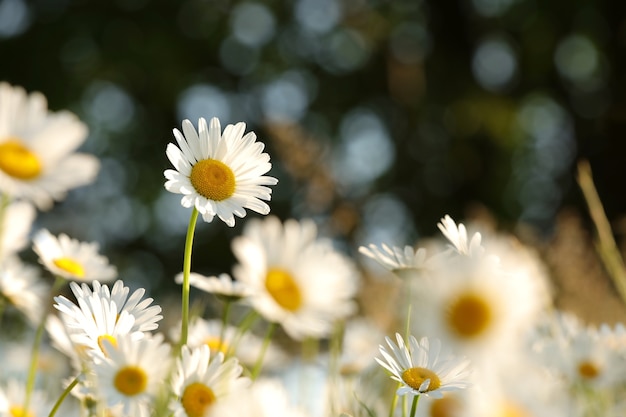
[{"x1": 2, "y1": 0, "x2": 625, "y2": 322}]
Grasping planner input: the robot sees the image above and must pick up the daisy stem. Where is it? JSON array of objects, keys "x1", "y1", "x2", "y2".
[
  {"x1": 404, "y1": 278, "x2": 412, "y2": 341},
  {"x1": 409, "y1": 395, "x2": 419, "y2": 417},
  {"x1": 24, "y1": 276, "x2": 65, "y2": 413},
  {"x1": 48, "y1": 375, "x2": 79, "y2": 417},
  {"x1": 227, "y1": 309, "x2": 259, "y2": 358},
  {"x1": 179, "y1": 207, "x2": 199, "y2": 349},
  {"x1": 388, "y1": 382, "x2": 401, "y2": 417},
  {"x1": 217, "y1": 300, "x2": 232, "y2": 354},
  {"x1": 251, "y1": 321, "x2": 275, "y2": 380}
]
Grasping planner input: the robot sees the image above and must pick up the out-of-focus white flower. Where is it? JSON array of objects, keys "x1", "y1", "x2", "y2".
[
  {"x1": 232, "y1": 216, "x2": 360, "y2": 340},
  {"x1": 0, "y1": 82, "x2": 99, "y2": 210},
  {"x1": 358, "y1": 243, "x2": 428, "y2": 279},
  {"x1": 437, "y1": 215, "x2": 483, "y2": 257},
  {"x1": 0, "y1": 255, "x2": 48, "y2": 323},
  {"x1": 175, "y1": 272, "x2": 251, "y2": 301},
  {"x1": 0, "y1": 378, "x2": 53, "y2": 417},
  {"x1": 0, "y1": 201, "x2": 35, "y2": 260},
  {"x1": 164, "y1": 117, "x2": 278, "y2": 226}
]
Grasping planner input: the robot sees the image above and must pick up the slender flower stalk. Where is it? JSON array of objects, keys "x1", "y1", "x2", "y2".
[
  {"x1": 48, "y1": 375, "x2": 79, "y2": 417},
  {"x1": 179, "y1": 207, "x2": 199, "y2": 348},
  {"x1": 251, "y1": 322, "x2": 275, "y2": 380},
  {"x1": 218, "y1": 300, "x2": 233, "y2": 355}
]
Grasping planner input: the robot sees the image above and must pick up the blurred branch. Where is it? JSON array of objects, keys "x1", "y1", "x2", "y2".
[{"x1": 577, "y1": 160, "x2": 626, "y2": 306}]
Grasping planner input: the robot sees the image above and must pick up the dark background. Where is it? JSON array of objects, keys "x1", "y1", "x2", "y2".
[{"x1": 2, "y1": 0, "x2": 626, "y2": 319}]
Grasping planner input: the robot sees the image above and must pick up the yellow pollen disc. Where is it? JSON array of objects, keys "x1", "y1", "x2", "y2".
[
  {"x1": 447, "y1": 292, "x2": 492, "y2": 338},
  {"x1": 53, "y1": 257, "x2": 85, "y2": 278},
  {"x1": 401, "y1": 367, "x2": 441, "y2": 392},
  {"x1": 189, "y1": 159, "x2": 236, "y2": 201},
  {"x1": 97, "y1": 334, "x2": 118, "y2": 355},
  {"x1": 181, "y1": 382, "x2": 216, "y2": 417},
  {"x1": 9, "y1": 406, "x2": 34, "y2": 417},
  {"x1": 0, "y1": 139, "x2": 42, "y2": 180},
  {"x1": 497, "y1": 402, "x2": 530, "y2": 417},
  {"x1": 578, "y1": 360, "x2": 600, "y2": 379},
  {"x1": 114, "y1": 365, "x2": 148, "y2": 396},
  {"x1": 265, "y1": 268, "x2": 302, "y2": 312},
  {"x1": 204, "y1": 337, "x2": 229, "y2": 354},
  {"x1": 429, "y1": 396, "x2": 461, "y2": 417}
]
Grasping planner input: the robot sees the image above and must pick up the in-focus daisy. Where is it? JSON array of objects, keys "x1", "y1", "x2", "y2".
[
  {"x1": 175, "y1": 272, "x2": 251, "y2": 301},
  {"x1": 0, "y1": 255, "x2": 48, "y2": 323},
  {"x1": 164, "y1": 117, "x2": 278, "y2": 226},
  {"x1": 33, "y1": 229, "x2": 117, "y2": 282},
  {"x1": 93, "y1": 333, "x2": 171, "y2": 417},
  {"x1": 376, "y1": 333, "x2": 471, "y2": 399},
  {"x1": 170, "y1": 344, "x2": 250, "y2": 417},
  {"x1": 0, "y1": 201, "x2": 35, "y2": 260},
  {"x1": 232, "y1": 216, "x2": 360, "y2": 340},
  {"x1": 358, "y1": 243, "x2": 428, "y2": 279},
  {"x1": 0, "y1": 82, "x2": 99, "y2": 210}
]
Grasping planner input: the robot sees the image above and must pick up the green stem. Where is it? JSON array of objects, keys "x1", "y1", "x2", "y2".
[
  {"x1": 251, "y1": 322, "x2": 275, "y2": 380},
  {"x1": 388, "y1": 382, "x2": 401, "y2": 417},
  {"x1": 409, "y1": 395, "x2": 420, "y2": 417},
  {"x1": 302, "y1": 337, "x2": 319, "y2": 363},
  {"x1": 226, "y1": 310, "x2": 259, "y2": 358},
  {"x1": 217, "y1": 301, "x2": 232, "y2": 354},
  {"x1": 24, "y1": 276, "x2": 65, "y2": 412},
  {"x1": 179, "y1": 208, "x2": 199, "y2": 349},
  {"x1": 404, "y1": 278, "x2": 413, "y2": 341},
  {"x1": 48, "y1": 375, "x2": 80, "y2": 417}
]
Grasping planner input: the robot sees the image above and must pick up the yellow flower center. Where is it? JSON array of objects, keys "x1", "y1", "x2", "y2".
[
  {"x1": 429, "y1": 396, "x2": 461, "y2": 417},
  {"x1": 204, "y1": 337, "x2": 229, "y2": 354},
  {"x1": 114, "y1": 365, "x2": 148, "y2": 396},
  {"x1": 0, "y1": 139, "x2": 42, "y2": 180},
  {"x1": 9, "y1": 406, "x2": 34, "y2": 417},
  {"x1": 181, "y1": 382, "x2": 216, "y2": 417},
  {"x1": 447, "y1": 292, "x2": 492, "y2": 338},
  {"x1": 401, "y1": 367, "x2": 441, "y2": 392},
  {"x1": 495, "y1": 401, "x2": 530, "y2": 417},
  {"x1": 97, "y1": 334, "x2": 118, "y2": 355},
  {"x1": 265, "y1": 268, "x2": 302, "y2": 312},
  {"x1": 189, "y1": 159, "x2": 236, "y2": 201},
  {"x1": 578, "y1": 360, "x2": 600, "y2": 379},
  {"x1": 53, "y1": 257, "x2": 85, "y2": 278}
]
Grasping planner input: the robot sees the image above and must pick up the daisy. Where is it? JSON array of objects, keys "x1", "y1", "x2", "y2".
[
  {"x1": 0, "y1": 255, "x2": 48, "y2": 323},
  {"x1": 93, "y1": 333, "x2": 171, "y2": 417},
  {"x1": 0, "y1": 82, "x2": 99, "y2": 210},
  {"x1": 337, "y1": 318, "x2": 385, "y2": 375},
  {"x1": 358, "y1": 243, "x2": 428, "y2": 279},
  {"x1": 231, "y1": 216, "x2": 360, "y2": 340},
  {"x1": 174, "y1": 272, "x2": 251, "y2": 301},
  {"x1": 170, "y1": 344, "x2": 250, "y2": 417},
  {"x1": 68, "y1": 280, "x2": 163, "y2": 332},
  {"x1": 0, "y1": 378, "x2": 53, "y2": 417},
  {"x1": 376, "y1": 333, "x2": 471, "y2": 399},
  {"x1": 164, "y1": 117, "x2": 278, "y2": 226},
  {"x1": 437, "y1": 215, "x2": 483, "y2": 257},
  {"x1": 32, "y1": 229, "x2": 117, "y2": 282},
  {"x1": 0, "y1": 201, "x2": 35, "y2": 260}
]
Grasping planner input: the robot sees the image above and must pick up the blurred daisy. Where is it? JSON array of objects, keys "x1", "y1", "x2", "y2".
[
  {"x1": 0, "y1": 378, "x2": 53, "y2": 417},
  {"x1": 53, "y1": 286, "x2": 142, "y2": 359},
  {"x1": 0, "y1": 82, "x2": 99, "y2": 210},
  {"x1": 93, "y1": 333, "x2": 171, "y2": 417},
  {"x1": 232, "y1": 216, "x2": 360, "y2": 340},
  {"x1": 175, "y1": 272, "x2": 251, "y2": 301},
  {"x1": 0, "y1": 255, "x2": 48, "y2": 323},
  {"x1": 0, "y1": 201, "x2": 35, "y2": 260},
  {"x1": 358, "y1": 244, "x2": 428, "y2": 279},
  {"x1": 164, "y1": 117, "x2": 278, "y2": 226},
  {"x1": 170, "y1": 344, "x2": 250, "y2": 417},
  {"x1": 437, "y1": 215, "x2": 483, "y2": 257},
  {"x1": 338, "y1": 318, "x2": 385, "y2": 375},
  {"x1": 69, "y1": 280, "x2": 162, "y2": 332},
  {"x1": 209, "y1": 379, "x2": 309, "y2": 417},
  {"x1": 376, "y1": 333, "x2": 471, "y2": 399},
  {"x1": 33, "y1": 229, "x2": 117, "y2": 282}
]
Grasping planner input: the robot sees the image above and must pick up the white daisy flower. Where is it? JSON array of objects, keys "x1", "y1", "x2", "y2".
[
  {"x1": 0, "y1": 255, "x2": 48, "y2": 323},
  {"x1": 358, "y1": 243, "x2": 428, "y2": 279},
  {"x1": 68, "y1": 280, "x2": 163, "y2": 332},
  {"x1": 93, "y1": 333, "x2": 171, "y2": 417},
  {"x1": 376, "y1": 333, "x2": 471, "y2": 399},
  {"x1": 0, "y1": 201, "x2": 35, "y2": 260},
  {"x1": 164, "y1": 117, "x2": 278, "y2": 226},
  {"x1": 170, "y1": 344, "x2": 250, "y2": 417},
  {"x1": 0, "y1": 82, "x2": 99, "y2": 210},
  {"x1": 174, "y1": 272, "x2": 252, "y2": 301},
  {"x1": 209, "y1": 379, "x2": 310, "y2": 417},
  {"x1": 232, "y1": 216, "x2": 360, "y2": 340},
  {"x1": 437, "y1": 215, "x2": 483, "y2": 257},
  {"x1": 338, "y1": 318, "x2": 385, "y2": 375},
  {"x1": 32, "y1": 229, "x2": 117, "y2": 282},
  {"x1": 0, "y1": 378, "x2": 53, "y2": 417},
  {"x1": 53, "y1": 286, "x2": 141, "y2": 360}
]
